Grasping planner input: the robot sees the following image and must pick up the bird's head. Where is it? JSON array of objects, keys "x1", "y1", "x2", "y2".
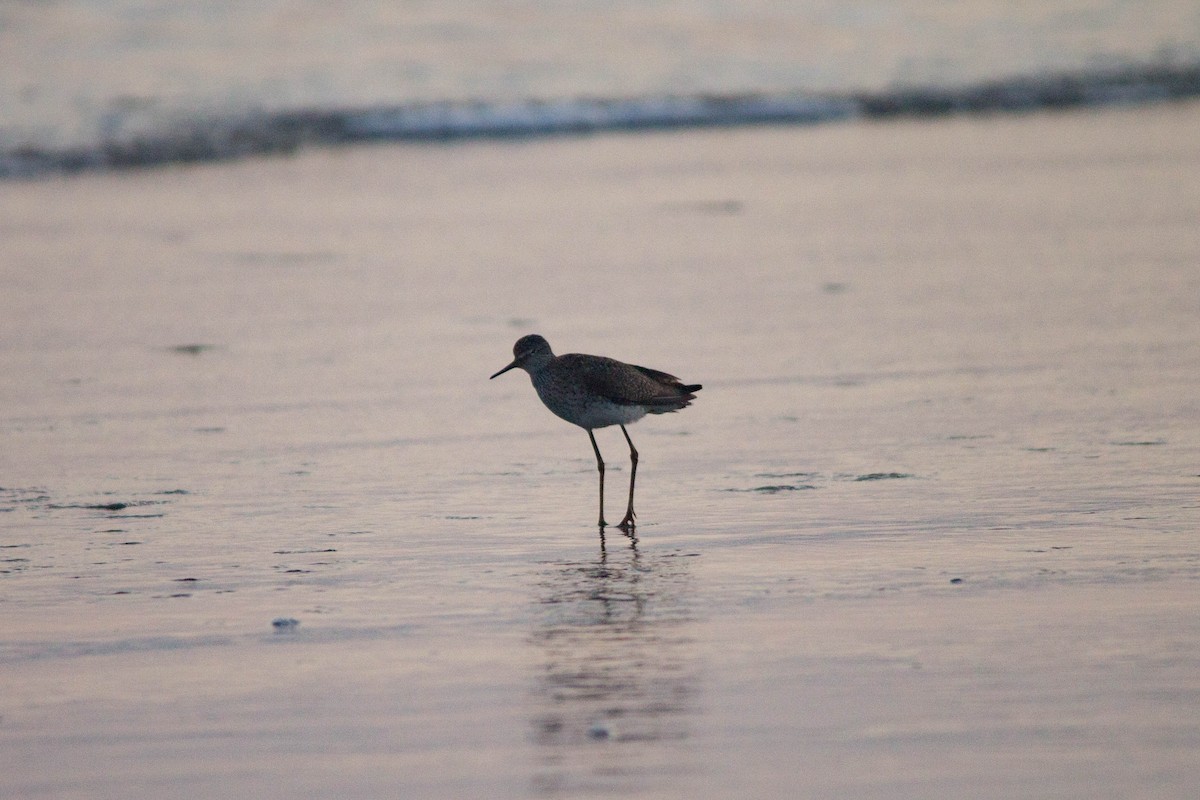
[{"x1": 490, "y1": 334, "x2": 554, "y2": 379}]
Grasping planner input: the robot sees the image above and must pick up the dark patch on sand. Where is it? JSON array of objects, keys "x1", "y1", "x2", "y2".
[
  {"x1": 854, "y1": 472, "x2": 913, "y2": 481},
  {"x1": 167, "y1": 343, "x2": 219, "y2": 356},
  {"x1": 727, "y1": 484, "x2": 816, "y2": 493}
]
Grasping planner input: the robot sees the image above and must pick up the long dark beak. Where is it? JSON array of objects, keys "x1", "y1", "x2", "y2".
[{"x1": 489, "y1": 359, "x2": 519, "y2": 380}]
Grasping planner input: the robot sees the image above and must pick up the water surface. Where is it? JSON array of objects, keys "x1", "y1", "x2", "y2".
[
  {"x1": 2, "y1": 102, "x2": 1199, "y2": 797},
  {"x1": 4, "y1": 1, "x2": 1200, "y2": 173}
]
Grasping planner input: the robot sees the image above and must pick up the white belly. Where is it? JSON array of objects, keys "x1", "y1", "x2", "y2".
[
  {"x1": 567, "y1": 398, "x2": 648, "y2": 430},
  {"x1": 533, "y1": 378, "x2": 648, "y2": 429}
]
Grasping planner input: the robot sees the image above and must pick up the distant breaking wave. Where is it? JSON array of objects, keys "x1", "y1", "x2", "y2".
[{"x1": 3, "y1": 60, "x2": 1198, "y2": 179}]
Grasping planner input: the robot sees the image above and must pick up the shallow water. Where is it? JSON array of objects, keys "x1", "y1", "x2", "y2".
[{"x1": 2, "y1": 103, "x2": 1200, "y2": 797}]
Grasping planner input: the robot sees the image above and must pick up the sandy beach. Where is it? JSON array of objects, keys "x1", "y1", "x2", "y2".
[{"x1": 2, "y1": 100, "x2": 1199, "y2": 798}]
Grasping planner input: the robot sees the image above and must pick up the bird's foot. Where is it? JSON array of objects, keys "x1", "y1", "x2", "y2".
[{"x1": 616, "y1": 511, "x2": 636, "y2": 531}]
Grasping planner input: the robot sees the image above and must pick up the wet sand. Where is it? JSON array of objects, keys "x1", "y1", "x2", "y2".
[{"x1": 2, "y1": 102, "x2": 1199, "y2": 798}]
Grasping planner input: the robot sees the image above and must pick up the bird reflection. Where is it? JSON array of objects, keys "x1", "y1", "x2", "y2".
[{"x1": 529, "y1": 534, "x2": 700, "y2": 795}]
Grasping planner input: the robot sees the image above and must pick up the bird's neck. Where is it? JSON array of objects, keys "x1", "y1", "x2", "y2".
[{"x1": 523, "y1": 352, "x2": 554, "y2": 375}]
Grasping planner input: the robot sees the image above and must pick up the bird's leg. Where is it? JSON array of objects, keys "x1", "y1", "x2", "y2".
[
  {"x1": 587, "y1": 429, "x2": 607, "y2": 528},
  {"x1": 617, "y1": 425, "x2": 638, "y2": 530}
]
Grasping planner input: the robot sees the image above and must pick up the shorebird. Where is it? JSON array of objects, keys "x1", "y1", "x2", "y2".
[{"x1": 490, "y1": 334, "x2": 701, "y2": 530}]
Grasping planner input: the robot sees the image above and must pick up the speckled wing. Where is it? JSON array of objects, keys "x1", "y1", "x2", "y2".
[{"x1": 556, "y1": 354, "x2": 701, "y2": 413}]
